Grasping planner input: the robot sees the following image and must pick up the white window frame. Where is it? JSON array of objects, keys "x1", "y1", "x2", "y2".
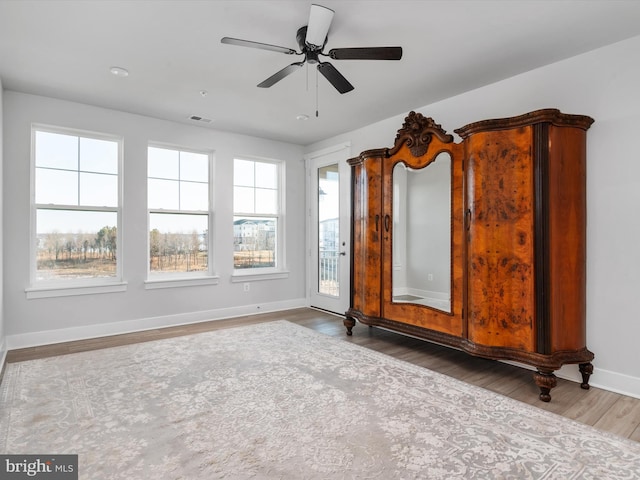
[
  {"x1": 26, "y1": 124, "x2": 126, "y2": 299},
  {"x1": 144, "y1": 143, "x2": 218, "y2": 290},
  {"x1": 231, "y1": 156, "x2": 288, "y2": 282}
]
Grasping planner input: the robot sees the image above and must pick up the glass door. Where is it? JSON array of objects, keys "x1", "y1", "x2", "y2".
[{"x1": 307, "y1": 144, "x2": 351, "y2": 314}]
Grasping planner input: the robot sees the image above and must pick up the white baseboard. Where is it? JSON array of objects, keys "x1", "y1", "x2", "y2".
[
  {"x1": 587, "y1": 367, "x2": 640, "y2": 400},
  {"x1": 0, "y1": 340, "x2": 7, "y2": 379},
  {"x1": 503, "y1": 360, "x2": 640, "y2": 400},
  {"x1": 555, "y1": 363, "x2": 640, "y2": 400},
  {"x1": 6, "y1": 298, "x2": 307, "y2": 351}
]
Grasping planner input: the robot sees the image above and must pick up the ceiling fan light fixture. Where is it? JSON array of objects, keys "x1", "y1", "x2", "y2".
[{"x1": 305, "y1": 4, "x2": 334, "y2": 48}]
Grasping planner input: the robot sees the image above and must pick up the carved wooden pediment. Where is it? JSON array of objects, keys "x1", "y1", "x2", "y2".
[{"x1": 392, "y1": 111, "x2": 454, "y2": 157}]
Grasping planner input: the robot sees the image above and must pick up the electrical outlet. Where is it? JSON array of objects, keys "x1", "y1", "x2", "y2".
[
  {"x1": 243, "y1": 283, "x2": 250, "y2": 292},
  {"x1": 428, "y1": 274, "x2": 433, "y2": 281}
]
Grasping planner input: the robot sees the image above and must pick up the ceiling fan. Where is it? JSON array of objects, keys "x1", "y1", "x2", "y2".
[{"x1": 220, "y1": 4, "x2": 402, "y2": 94}]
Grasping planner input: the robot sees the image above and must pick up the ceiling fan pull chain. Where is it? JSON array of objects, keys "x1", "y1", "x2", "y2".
[{"x1": 316, "y1": 67, "x2": 319, "y2": 118}]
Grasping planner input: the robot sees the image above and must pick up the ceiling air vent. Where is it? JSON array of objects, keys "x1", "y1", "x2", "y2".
[{"x1": 189, "y1": 115, "x2": 213, "y2": 123}]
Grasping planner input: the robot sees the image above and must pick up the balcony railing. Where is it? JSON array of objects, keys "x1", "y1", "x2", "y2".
[{"x1": 319, "y1": 248, "x2": 339, "y2": 296}]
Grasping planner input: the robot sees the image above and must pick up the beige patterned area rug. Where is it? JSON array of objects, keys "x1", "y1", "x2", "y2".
[{"x1": 1, "y1": 320, "x2": 640, "y2": 479}]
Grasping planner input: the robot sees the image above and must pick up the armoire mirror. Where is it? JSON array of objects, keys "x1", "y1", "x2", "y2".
[{"x1": 392, "y1": 152, "x2": 452, "y2": 312}]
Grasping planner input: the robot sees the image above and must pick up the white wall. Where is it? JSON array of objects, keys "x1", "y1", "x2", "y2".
[
  {"x1": 307, "y1": 35, "x2": 640, "y2": 398},
  {"x1": 0, "y1": 77, "x2": 5, "y2": 367},
  {"x1": 3, "y1": 92, "x2": 307, "y2": 347}
]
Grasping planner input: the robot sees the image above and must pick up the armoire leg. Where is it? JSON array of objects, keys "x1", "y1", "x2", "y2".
[
  {"x1": 344, "y1": 317, "x2": 355, "y2": 336},
  {"x1": 533, "y1": 370, "x2": 557, "y2": 402},
  {"x1": 579, "y1": 362, "x2": 594, "y2": 390}
]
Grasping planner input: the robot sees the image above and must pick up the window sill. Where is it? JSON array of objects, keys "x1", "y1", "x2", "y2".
[
  {"x1": 144, "y1": 275, "x2": 220, "y2": 290},
  {"x1": 230, "y1": 270, "x2": 290, "y2": 282},
  {"x1": 26, "y1": 281, "x2": 128, "y2": 299}
]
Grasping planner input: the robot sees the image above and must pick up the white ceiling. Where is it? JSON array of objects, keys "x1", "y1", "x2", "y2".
[{"x1": 1, "y1": 0, "x2": 640, "y2": 145}]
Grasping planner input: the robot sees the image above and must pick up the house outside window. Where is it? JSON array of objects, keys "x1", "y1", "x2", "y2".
[
  {"x1": 233, "y1": 158, "x2": 283, "y2": 273},
  {"x1": 31, "y1": 126, "x2": 122, "y2": 288},
  {"x1": 147, "y1": 145, "x2": 211, "y2": 278}
]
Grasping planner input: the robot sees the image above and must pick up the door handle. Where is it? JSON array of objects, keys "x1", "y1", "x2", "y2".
[
  {"x1": 384, "y1": 214, "x2": 390, "y2": 232},
  {"x1": 340, "y1": 251, "x2": 346, "y2": 256},
  {"x1": 374, "y1": 214, "x2": 380, "y2": 232}
]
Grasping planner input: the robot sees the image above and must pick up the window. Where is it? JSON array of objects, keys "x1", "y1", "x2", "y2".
[
  {"x1": 233, "y1": 158, "x2": 283, "y2": 273},
  {"x1": 148, "y1": 146, "x2": 210, "y2": 278},
  {"x1": 32, "y1": 127, "x2": 122, "y2": 286}
]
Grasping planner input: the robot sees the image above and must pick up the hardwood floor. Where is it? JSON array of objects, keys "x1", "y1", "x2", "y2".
[{"x1": 5, "y1": 307, "x2": 640, "y2": 442}]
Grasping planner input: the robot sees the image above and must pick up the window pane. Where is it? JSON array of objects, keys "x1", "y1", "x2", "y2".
[
  {"x1": 180, "y1": 181, "x2": 208, "y2": 211},
  {"x1": 234, "y1": 186, "x2": 255, "y2": 213},
  {"x1": 35, "y1": 168, "x2": 78, "y2": 205},
  {"x1": 148, "y1": 178, "x2": 179, "y2": 210},
  {"x1": 180, "y1": 152, "x2": 208, "y2": 182},
  {"x1": 255, "y1": 162, "x2": 277, "y2": 188},
  {"x1": 233, "y1": 216, "x2": 276, "y2": 269},
  {"x1": 233, "y1": 159, "x2": 280, "y2": 271},
  {"x1": 234, "y1": 159, "x2": 254, "y2": 187},
  {"x1": 35, "y1": 131, "x2": 78, "y2": 170},
  {"x1": 149, "y1": 213, "x2": 208, "y2": 273},
  {"x1": 36, "y1": 209, "x2": 117, "y2": 280},
  {"x1": 148, "y1": 147, "x2": 179, "y2": 179},
  {"x1": 318, "y1": 164, "x2": 340, "y2": 297},
  {"x1": 255, "y1": 188, "x2": 277, "y2": 214},
  {"x1": 80, "y1": 172, "x2": 118, "y2": 207},
  {"x1": 80, "y1": 137, "x2": 118, "y2": 174}
]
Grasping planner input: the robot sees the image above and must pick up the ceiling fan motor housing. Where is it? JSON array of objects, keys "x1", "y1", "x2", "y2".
[{"x1": 297, "y1": 26, "x2": 326, "y2": 63}]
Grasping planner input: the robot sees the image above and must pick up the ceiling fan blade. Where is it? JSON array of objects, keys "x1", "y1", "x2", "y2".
[
  {"x1": 305, "y1": 4, "x2": 334, "y2": 48},
  {"x1": 317, "y1": 62, "x2": 354, "y2": 94},
  {"x1": 328, "y1": 47, "x2": 403, "y2": 60},
  {"x1": 221, "y1": 37, "x2": 297, "y2": 55},
  {"x1": 257, "y1": 61, "x2": 305, "y2": 88}
]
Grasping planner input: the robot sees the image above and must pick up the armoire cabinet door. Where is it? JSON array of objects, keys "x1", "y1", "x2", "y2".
[
  {"x1": 350, "y1": 154, "x2": 383, "y2": 319},
  {"x1": 380, "y1": 138, "x2": 464, "y2": 338},
  {"x1": 459, "y1": 110, "x2": 594, "y2": 357},
  {"x1": 465, "y1": 126, "x2": 537, "y2": 352}
]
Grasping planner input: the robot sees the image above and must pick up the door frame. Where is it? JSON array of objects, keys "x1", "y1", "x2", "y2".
[{"x1": 305, "y1": 142, "x2": 352, "y2": 315}]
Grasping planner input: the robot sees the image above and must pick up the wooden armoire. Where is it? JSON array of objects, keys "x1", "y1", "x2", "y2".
[{"x1": 345, "y1": 109, "x2": 594, "y2": 401}]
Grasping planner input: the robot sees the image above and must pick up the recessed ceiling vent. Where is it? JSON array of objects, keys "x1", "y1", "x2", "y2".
[{"x1": 189, "y1": 115, "x2": 213, "y2": 123}]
